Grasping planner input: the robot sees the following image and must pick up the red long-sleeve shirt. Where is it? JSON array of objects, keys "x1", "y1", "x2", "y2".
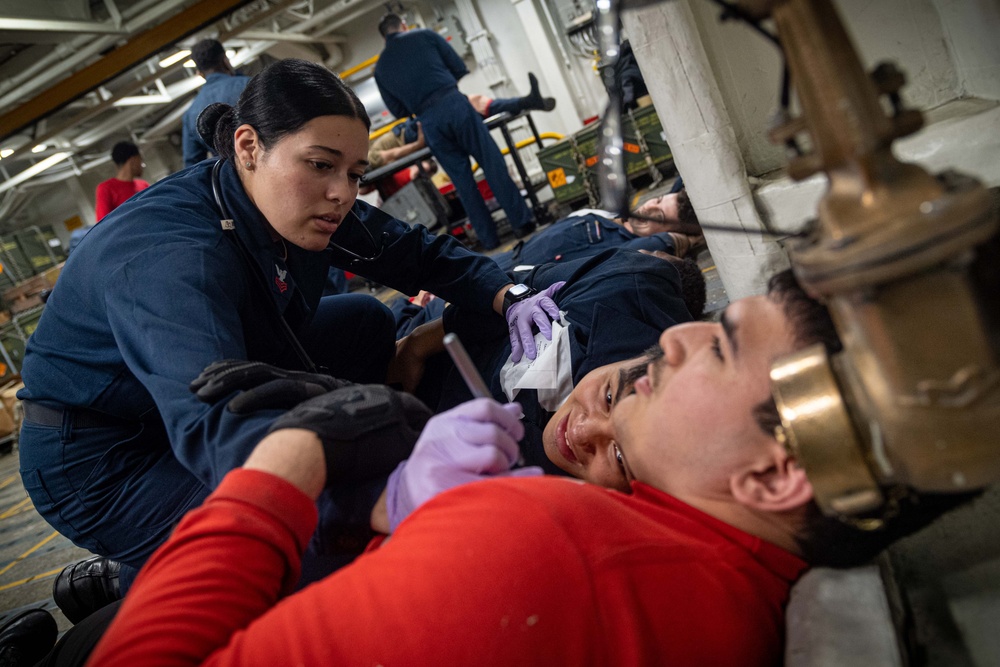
[
  {"x1": 95, "y1": 177, "x2": 149, "y2": 221},
  {"x1": 88, "y1": 470, "x2": 806, "y2": 666}
]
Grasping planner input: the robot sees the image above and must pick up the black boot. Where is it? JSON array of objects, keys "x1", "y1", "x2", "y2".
[
  {"x1": 524, "y1": 73, "x2": 556, "y2": 113},
  {"x1": 0, "y1": 609, "x2": 57, "y2": 667},
  {"x1": 52, "y1": 556, "x2": 122, "y2": 625}
]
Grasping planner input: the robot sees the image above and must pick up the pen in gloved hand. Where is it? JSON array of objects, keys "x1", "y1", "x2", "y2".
[
  {"x1": 443, "y1": 333, "x2": 526, "y2": 464},
  {"x1": 443, "y1": 333, "x2": 491, "y2": 399}
]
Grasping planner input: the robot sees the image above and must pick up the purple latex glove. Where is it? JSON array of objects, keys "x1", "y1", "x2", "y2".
[
  {"x1": 385, "y1": 398, "x2": 544, "y2": 531},
  {"x1": 506, "y1": 281, "x2": 566, "y2": 363}
]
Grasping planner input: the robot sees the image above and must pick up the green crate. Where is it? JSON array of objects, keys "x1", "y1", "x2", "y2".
[
  {"x1": 0, "y1": 266, "x2": 16, "y2": 293},
  {"x1": 538, "y1": 105, "x2": 673, "y2": 206},
  {"x1": 13, "y1": 306, "x2": 43, "y2": 340},
  {"x1": 14, "y1": 228, "x2": 57, "y2": 273},
  {"x1": 623, "y1": 105, "x2": 673, "y2": 175},
  {"x1": 537, "y1": 124, "x2": 599, "y2": 205},
  {"x1": 0, "y1": 324, "x2": 25, "y2": 379},
  {"x1": 0, "y1": 237, "x2": 33, "y2": 282}
]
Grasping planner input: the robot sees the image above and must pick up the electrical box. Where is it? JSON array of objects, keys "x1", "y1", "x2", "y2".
[{"x1": 431, "y1": 14, "x2": 470, "y2": 59}]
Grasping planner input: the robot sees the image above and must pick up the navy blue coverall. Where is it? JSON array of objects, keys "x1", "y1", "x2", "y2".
[
  {"x1": 182, "y1": 72, "x2": 251, "y2": 168},
  {"x1": 374, "y1": 29, "x2": 532, "y2": 250},
  {"x1": 493, "y1": 211, "x2": 678, "y2": 272},
  {"x1": 17, "y1": 159, "x2": 511, "y2": 585}
]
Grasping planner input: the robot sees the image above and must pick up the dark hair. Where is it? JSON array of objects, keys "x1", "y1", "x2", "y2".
[
  {"x1": 756, "y1": 269, "x2": 978, "y2": 567},
  {"x1": 191, "y1": 38, "x2": 227, "y2": 73},
  {"x1": 673, "y1": 257, "x2": 706, "y2": 320},
  {"x1": 197, "y1": 58, "x2": 370, "y2": 162},
  {"x1": 378, "y1": 13, "x2": 405, "y2": 37},
  {"x1": 110, "y1": 141, "x2": 140, "y2": 166},
  {"x1": 751, "y1": 268, "x2": 841, "y2": 438},
  {"x1": 676, "y1": 189, "x2": 700, "y2": 235}
]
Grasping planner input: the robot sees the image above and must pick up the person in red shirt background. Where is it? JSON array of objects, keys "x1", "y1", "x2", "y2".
[{"x1": 94, "y1": 142, "x2": 149, "y2": 221}]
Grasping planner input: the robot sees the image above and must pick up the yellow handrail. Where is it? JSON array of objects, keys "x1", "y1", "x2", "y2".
[
  {"x1": 339, "y1": 54, "x2": 402, "y2": 142},
  {"x1": 369, "y1": 118, "x2": 409, "y2": 141},
  {"x1": 470, "y1": 132, "x2": 564, "y2": 172},
  {"x1": 339, "y1": 54, "x2": 379, "y2": 80}
]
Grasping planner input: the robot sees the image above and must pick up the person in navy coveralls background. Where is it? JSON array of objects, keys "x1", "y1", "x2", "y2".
[
  {"x1": 374, "y1": 13, "x2": 534, "y2": 250},
  {"x1": 181, "y1": 39, "x2": 251, "y2": 168}
]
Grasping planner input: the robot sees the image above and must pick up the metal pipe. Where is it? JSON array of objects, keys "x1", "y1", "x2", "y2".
[
  {"x1": 238, "y1": 29, "x2": 346, "y2": 43},
  {"x1": 2, "y1": 0, "x2": 300, "y2": 160},
  {"x1": 102, "y1": 0, "x2": 123, "y2": 29},
  {"x1": 535, "y1": 0, "x2": 598, "y2": 116},
  {"x1": 0, "y1": 0, "x2": 172, "y2": 108}
]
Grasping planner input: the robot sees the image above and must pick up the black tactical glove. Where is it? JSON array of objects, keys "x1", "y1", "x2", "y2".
[
  {"x1": 268, "y1": 384, "x2": 432, "y2": 484},
  {"x1": 190, "y1": 359, "x2": 352, "y2": 414}
]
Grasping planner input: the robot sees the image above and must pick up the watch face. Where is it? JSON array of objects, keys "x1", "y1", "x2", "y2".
[{"x1": 509, "y1": 284, "x2": 531, "y2": 298}]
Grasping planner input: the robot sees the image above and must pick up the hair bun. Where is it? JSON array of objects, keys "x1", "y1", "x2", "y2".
[{"x1": 196, "y1": 103, "x2": 233, "y2": 152}]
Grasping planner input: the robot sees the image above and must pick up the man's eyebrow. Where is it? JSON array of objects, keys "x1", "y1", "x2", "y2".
[
  {"x1": 614, "y1": 367, "x2": 629, "y2": 405},
  {"x1": 615, "y1": 358, "x2": 649, "y2": 404},
  {"x1": 720, "y1": 308, "x2": 739, "y2": 359}
]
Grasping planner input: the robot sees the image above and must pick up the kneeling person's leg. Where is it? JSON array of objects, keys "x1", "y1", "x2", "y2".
[{"x1": 302, "y1": 294, "x2": 395, "y2": 383}]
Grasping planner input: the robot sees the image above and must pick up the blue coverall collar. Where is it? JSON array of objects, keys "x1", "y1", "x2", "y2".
[
  {"x1": 215, "y1": 160, "x2": 278, "y2": 258},
  {"x1": 203, "y1": 72, "x2": 233, "y2": 83}
]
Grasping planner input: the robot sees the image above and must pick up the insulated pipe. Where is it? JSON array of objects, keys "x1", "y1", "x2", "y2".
[
  {"x1": 621, "y1": 0, "x2": 788, "y2": 299},
  {"x1": 454, "y1": 0, "x2": 513, "y2": 97},
  {"x1": 535, "y1": 0, "x2": 603, "y2": 118},
  {"x1": 0, "y1": 0, "x2": 177, "y2": 109},
  {"x1": 510, "y1": 0, "x2": 593, "y2": 130}
]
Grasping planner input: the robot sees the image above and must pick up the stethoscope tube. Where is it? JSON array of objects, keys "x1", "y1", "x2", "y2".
[{"x1": 211, "y1": 160, "x2": 319, "y2": 373}]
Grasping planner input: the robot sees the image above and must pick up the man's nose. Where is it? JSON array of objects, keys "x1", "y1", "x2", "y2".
[{"x1": 660, "y1": 322, "x2": 716, "y2": 366}]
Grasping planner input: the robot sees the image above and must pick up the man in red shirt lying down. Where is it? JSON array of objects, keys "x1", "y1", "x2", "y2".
[{"x1": 84, "y1": 269, "x2": 969, "y2": 667}]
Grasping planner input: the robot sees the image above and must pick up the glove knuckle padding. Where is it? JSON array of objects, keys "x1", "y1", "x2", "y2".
[
  {"x1": 192, "y1": 359, "x2": 351, "y2": 413},
  {"x1": 270, "y1": 385, "x2": 432, "y2": 484}
]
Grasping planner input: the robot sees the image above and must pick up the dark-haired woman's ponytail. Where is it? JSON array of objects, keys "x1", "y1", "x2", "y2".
[{"x1": 196, "y1": 102, "x2": 238, "y2": 160}]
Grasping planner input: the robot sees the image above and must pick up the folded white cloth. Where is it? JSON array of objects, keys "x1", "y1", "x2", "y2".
[{"x1": 499, "y1": 313, "x2": 574, "y2": 412}]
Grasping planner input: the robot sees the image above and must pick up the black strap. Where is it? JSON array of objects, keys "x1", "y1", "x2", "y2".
[
  {"x1": 211, "y1": 160, "x2": 318, "y2": 373},
  {"x1": 22, "y1": 401, "x2": 135, "y2": 429}
]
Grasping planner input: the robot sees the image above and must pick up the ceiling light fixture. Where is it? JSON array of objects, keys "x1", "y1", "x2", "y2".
[
  {"x1": 158, "y1": 49, "x2": 192, "y2": 68},
  {"x1": 0, "y1": 152, "x2": 71, "y2": 195}
]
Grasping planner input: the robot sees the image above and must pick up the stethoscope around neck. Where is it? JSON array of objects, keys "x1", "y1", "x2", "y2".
[
  {"x1": 206, "y1": 159, "x2": 316, "y2": 373},
  {"x1": 210, "y1": 159, "x2": 388, "y2": 265}
]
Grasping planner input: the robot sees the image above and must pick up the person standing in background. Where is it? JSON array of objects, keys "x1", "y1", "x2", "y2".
[
  {"x1": 73, "y1": 141, "x2": 148, "y2": 254},
  {"x1": 374, "y1": 14, "x2": 535, "y2": 250},
  {"x1": 94, "y1": 141, "x2": 149, "y2": 222},
  {"x1": 182, "y1": 39, "x2": 250, "y2": 167}
]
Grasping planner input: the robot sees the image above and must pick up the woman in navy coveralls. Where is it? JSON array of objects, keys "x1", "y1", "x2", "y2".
[{"x1": 17, "y1": 59, "x2": 519, "y2": 588}]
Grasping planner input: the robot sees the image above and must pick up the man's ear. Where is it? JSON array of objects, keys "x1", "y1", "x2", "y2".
[
  {"x1": 233, "y1": 124, "x2": 260, "y2": 167},
  {"x1": 730, "y1": 445, "x2": 813, "y2": 513}
]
